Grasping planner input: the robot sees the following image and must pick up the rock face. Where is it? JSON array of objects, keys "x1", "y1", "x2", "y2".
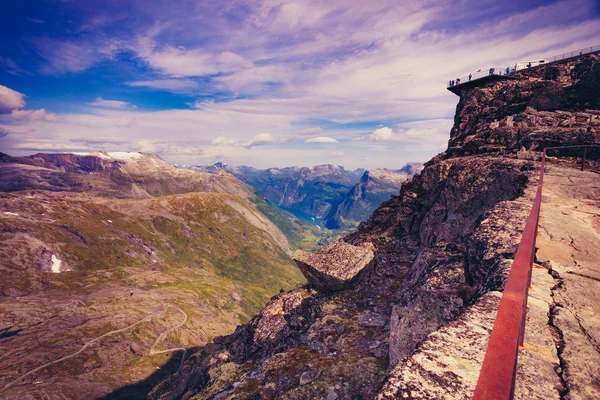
[
  {"x1": 293, "y1": 241, "x2": 374, "y2": 291},
  {"x1": 446, "y1": 54, "x2": 600, "y2": 158},
  {"x1": 146, "y1": 53, "x2": 600, "y2": 400}
]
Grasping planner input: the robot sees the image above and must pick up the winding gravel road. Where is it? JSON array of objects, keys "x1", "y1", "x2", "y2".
[{"x1": 1, "y1": 303, "x2": 188, "y2": 394}]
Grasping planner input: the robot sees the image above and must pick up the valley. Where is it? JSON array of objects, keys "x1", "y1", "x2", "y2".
[
  {"x1": 0, "y1": 152, "x2": 304, "y2": 399},
  {"x1": 0, "y1": 151, "x2": 421, "y2": 399},
  {"x1": 193, "y1": 162, "x2": 422, "y2": 234}
]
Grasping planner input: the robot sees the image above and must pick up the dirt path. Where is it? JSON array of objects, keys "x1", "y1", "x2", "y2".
[
  {"x1": 149, "y1": 304, "x2": 188, "y2": 369},
  {"x1": 1, "y1": 303, "x2": 188, "y2": 394},
  {"x1": 535, "y1": 165, "x2": 600, "y2": 400}
]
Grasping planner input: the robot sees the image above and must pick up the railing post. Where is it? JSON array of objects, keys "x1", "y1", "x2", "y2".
[{"x1": 581, "y1": 146, "x2": 587, "y2": 171}]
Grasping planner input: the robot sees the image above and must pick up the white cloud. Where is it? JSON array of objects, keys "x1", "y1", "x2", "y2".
[
  {"x1": 299, "y1": 127, "x2": 323, "y2": 136},
  {"x1": 10, "y1": 109, "x2": 57, "y2": 122},
  {"x1": 0, "y1": 57, "x2": 29, "y2": 76},
  {"x1": 138, "y1": 45, "x2": 249, "y2": 78},
  {"x1": 89, "y1": 97, "x2": 132, "y2": 109},
  {"x1": 127, "y1": 79, "x2": 200, "y2": 92},
  {"x1": 0, "y1": 85, "x2": 26, "y2": 114},
  {"x1": 244, "y1": 133, "x2": 274, "y2": 148},
  {"x1": 305, "y1": 136, "x2": 339, "y2": 144},
  {"x1": 4, "y1": 0, "x2": 600, "y2": 170},
  {"x1": 212, "y1": 136, "x2": 237, "y2": 146},
  {"x1": 34, "y1": 37, "x2": 118, "y2": 74},
  {"x1": 369, "y1": 127, "x2": 395, "y2": 141}
]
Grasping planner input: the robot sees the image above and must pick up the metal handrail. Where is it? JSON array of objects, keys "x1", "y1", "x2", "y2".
[
  {"x1": 545, "y1": 45, "x2": 600, "y2": 63},
  {"x1": 473, "y1": 144, "x2": 597, "y2": 399},
  {"x1": 545, "y1": 145, "x2": 600, "y2": 171},
  {"x1": 448, "y1": 67, "x2": 514, "y2": 87},
  {"x1": 472, "y1": 149, "x2": 545, "y2": 399},
  {"x1": 449, "y1": 44, "x2": 600, "y2": 88}
]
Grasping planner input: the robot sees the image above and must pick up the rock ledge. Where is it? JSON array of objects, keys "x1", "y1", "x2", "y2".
[{"x1": 293, "y1": 240, "x2": 374, "y2": 291}]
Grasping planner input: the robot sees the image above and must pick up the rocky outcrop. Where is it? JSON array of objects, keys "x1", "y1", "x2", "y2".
[
  {"x1": 147, "y1": 52, "x2": 600, "y2": 400},
  {"x1": 293, "y1": 241, "x2": 374, "y2": 291},
  {"x1": 447, "y1": 53, "x2": 600, "y2": 158}
]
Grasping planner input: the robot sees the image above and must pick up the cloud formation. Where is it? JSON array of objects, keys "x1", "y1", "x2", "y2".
[
  {"x1": 212, "y1": 136, "x2": 237, "y2": 146},
  {"x1": 127, "y1": 79, "x2": 200, "y2": 92},
  {"x1": 299, "y1": 127, "x2": 323, "y2": 136},
  {"x1": 369, "y1": 127, "x2": 395, "y2": 142},
  {"x1": 306, "y1": 137, "x2": 339, "y2": 144},
  {"x1": 244, "y1": 133, "x2": 274, "y2": 148},
  {"x1": 89, "y1": 97, "x2": 132, "y2": 109},
  {"x1": 0, "y1": 85, "x2": 26, "y2": 114},
  {"x1": 0, "y1": 0, "x2": 598, "y2": 169},
  {"x1": 11, "y1": 109, "x2": 57, "y2": 122}
]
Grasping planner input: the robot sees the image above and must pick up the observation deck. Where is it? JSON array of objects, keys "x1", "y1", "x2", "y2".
[
  {"x1": 447, "y1": 45, "x2": 600, "y2": 96},
  {"x1": 447, "y1": 67, "x2": 516, "y2": 95}
]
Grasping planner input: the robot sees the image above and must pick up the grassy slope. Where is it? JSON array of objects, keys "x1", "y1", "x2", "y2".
[{"x1": 0, "y1": 191, "x2": 304, "y2": 398}]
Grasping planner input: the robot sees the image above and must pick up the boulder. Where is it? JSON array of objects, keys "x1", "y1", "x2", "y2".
[{"x1": 293, "y1": 240, "x2": 374, "y2": 291}]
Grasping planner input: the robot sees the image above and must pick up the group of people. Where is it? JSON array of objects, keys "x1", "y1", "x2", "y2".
[{"x1": 448, "y1": 66, "x2": 515, "y2": 87}]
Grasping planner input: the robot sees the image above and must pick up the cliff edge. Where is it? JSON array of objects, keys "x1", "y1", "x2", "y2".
[{"x1": 147, "y1": 52, "x2": 600, "y2": 400}]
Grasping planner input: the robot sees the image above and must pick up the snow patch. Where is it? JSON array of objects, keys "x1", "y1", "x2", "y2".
[
  {"x1": 106, "y1": 152, "x2": 144, "y2": 160},
  {"x1": 95, "y1": 152, "x2": 112, "y2": 160},
  {"x1": 3, "y1": 211, "x2": 19, "y2": 216},
  {"x1": 107, "y1": 219, "x2": 113, "y2": 223},
  {"x1": 51, "y1": 255, "x2": 62, "y2": 273}
]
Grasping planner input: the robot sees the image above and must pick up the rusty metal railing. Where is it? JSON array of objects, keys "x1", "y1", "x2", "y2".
[
  {"x1": 472, "y1": 150, "x2": 547, "y2": 399},
  {"x1": 545, "y1": 145, "x2": 600, "y2": 171},
  {"x1": 473, "y1": 144, "x2": 598, "y2": 398}
]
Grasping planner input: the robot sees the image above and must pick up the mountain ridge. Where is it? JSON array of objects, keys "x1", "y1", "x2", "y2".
[{"x1": 0, "y1": 151, "x2": 305, "y2": 399}]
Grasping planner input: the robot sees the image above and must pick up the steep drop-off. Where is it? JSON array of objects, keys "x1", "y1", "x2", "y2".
[{"x1": 148, "y1": 52, "x2": 599, "y2": 400}]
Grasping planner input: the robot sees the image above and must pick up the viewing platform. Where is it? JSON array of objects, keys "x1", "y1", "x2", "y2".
[
  {"x1": 447, "y1": 45, "x2": 600, "y2": 95},
  {"x1": 447, "y1": 67, "x2": 516, "y2": 94}
]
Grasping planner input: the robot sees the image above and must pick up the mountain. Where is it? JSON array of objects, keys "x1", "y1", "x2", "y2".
[
  {"x1": 0, "y1": 152, "x2": 304, "y2": 399},
  {"x1": 148, "y1": 52, "x2": 600, "y2": 400},
  {"x1": 194, "y1": 163, "x2": 423, "y2": 232},
  {"x1": 0, "y1": 152, "x2": 250, "y2": 199},
  {"x1": 218, "y1": 164, "x2": 359, "y2": 219},
  {"x1": 323, "y1": 163, "x2": 423, "y2": 229}
]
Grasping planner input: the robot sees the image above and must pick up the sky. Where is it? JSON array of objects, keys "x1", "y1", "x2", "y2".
[{"x1": 0, "y1": 0, "x2": 598, "y2": 169}]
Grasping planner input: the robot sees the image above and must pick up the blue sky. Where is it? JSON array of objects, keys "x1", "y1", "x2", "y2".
[{"x1": 0, "y1": 0, "x2": 599, "y2": 169}]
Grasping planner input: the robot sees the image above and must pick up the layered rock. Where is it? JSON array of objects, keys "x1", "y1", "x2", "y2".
[
  {"x1": 293, "y1": 241, "x2": 374, "y2": 291},
  {"x1": 146, "y1": 52, "x2": 600, "y2": 400}
]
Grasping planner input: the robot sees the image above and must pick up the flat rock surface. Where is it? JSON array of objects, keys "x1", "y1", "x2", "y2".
[
  {"x1": 514, "y1": 265, "x2": 563, "y2": 399},
  {"x1": 378, "y1": 265, "x2": 562, "y2": 400},
  {"x1": 293, "y1": 241, "x2": 374, "y2": 291},
  {"x1": 536, "y1": 164, "x2": 600, "y2": 400}
]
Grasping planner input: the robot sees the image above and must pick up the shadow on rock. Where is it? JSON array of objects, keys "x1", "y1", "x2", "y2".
[{"x1": 97, "y1": 347, "x2": 201, "y2": 400}]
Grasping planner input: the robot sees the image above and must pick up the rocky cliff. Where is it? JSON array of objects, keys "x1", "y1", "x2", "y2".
[{"x1": 148, "y1": 52, "x2": 599, "y2": 400}]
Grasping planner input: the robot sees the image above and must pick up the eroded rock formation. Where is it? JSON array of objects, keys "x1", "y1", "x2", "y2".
[{"x1": 293, "y1": 241, "x2": 374, "y2": 291}]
